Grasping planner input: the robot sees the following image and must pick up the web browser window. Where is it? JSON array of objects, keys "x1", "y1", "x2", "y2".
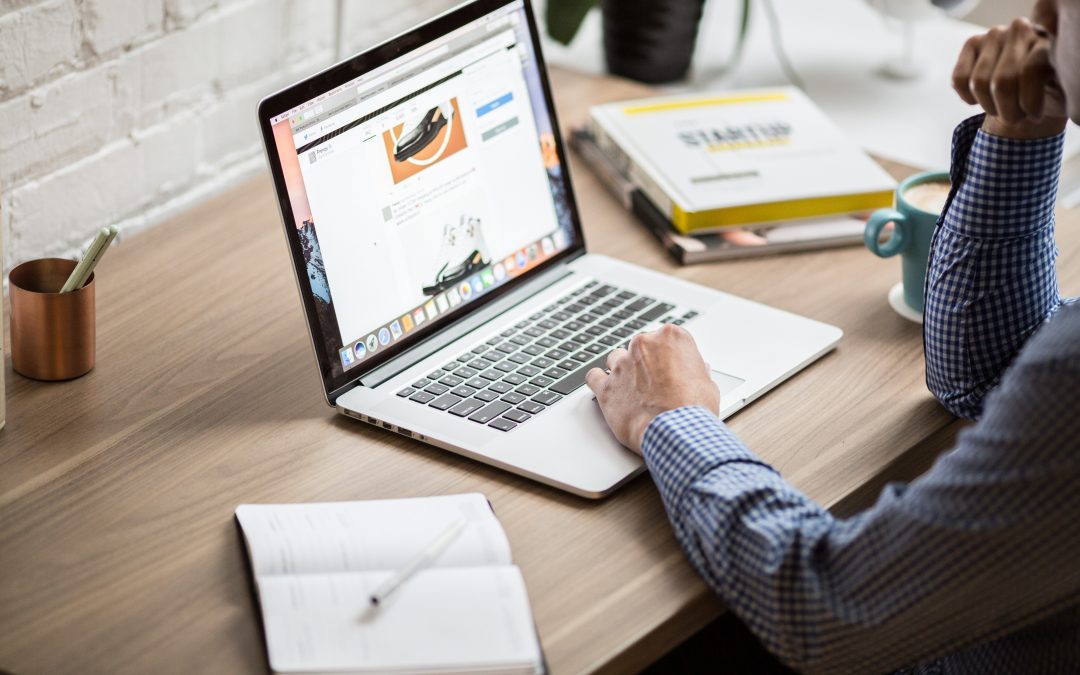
[{"x1": 268, "y1": 1, "x2": 576, "y2": 377}]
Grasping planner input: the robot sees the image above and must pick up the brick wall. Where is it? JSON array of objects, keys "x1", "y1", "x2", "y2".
[{"x1": 0, "y1": 0, "x2": 459, "y2": 272}]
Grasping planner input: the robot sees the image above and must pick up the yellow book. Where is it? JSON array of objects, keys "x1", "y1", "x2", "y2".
[{"x1": 586, "y1": 89, "x2": 896, "y2": 234}]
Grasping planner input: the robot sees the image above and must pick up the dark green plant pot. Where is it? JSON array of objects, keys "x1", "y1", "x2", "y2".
[{"x1": 601, "y1": 0, "x2": 706, "y2": 84}]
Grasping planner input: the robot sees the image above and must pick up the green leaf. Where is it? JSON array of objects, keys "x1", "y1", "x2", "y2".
[{"x1": 545, "y1": 0, "x2": 598, "y2": 45}]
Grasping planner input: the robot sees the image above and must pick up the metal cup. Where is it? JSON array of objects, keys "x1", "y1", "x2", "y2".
[{"x1": 9, "y1": 258, "x2": 96, "y2": 381}]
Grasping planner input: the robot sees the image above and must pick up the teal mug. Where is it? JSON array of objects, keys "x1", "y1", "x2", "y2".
[{"x1": 864, "y1": 171, "x2": 951, "y2": 316}]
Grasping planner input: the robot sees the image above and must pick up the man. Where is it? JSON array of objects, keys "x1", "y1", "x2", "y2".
[{"x1": 585, "y1": 1, "x2": 1080, "y2": 672}]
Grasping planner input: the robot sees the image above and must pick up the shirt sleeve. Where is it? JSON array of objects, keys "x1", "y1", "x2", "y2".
[
  {"x1": 923, "y1": 114, "x2": 1069, "y2": 420},
  {"x1": 643, "y1": 313, "x2": 1080, "y2": 675}
]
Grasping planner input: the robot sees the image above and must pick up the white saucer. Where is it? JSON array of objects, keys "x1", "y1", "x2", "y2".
[{"x1": 888, "y1": 282, "x2": 923, "y2": 324}]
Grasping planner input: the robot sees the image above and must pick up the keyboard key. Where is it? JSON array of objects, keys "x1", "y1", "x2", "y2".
[
  {"x1": 552, "y1": 311, "x2": 571, "y2": 321},
  {"x1": 572, "y1": 334, "x2": 592, "y2": 344},
  {"x1": 457, "y1": 353, "x2": 474, "y2": 362},
  {"x1": 472, "y1": 345, "x2": 489, "y2": 354},
  {"x1": 601, "y1": 298, "x2": 624, "y2": 308},
  {"x1": 624, "y1": 319, "x2": 647, "y2": 330},
  {"x1": 428, "y1": 393, "x2": 462, "y2": 410},
  {"x1": 451, "y1": 386, "x2": 477, "y2": 398},
  {"x1": 480, "y1": 369, "x2": 503, "y2": 381},
  {"x1": 496, "y1": 343, "x2": 517, "y2": 354},
  {"x1": 442, "y1": 361, "x2": 461, "y2": 371},
  {"x1": 488, "y1": 417, "x2": 517, "y2": 432},
  {"x1": 559, "y1": 341, "x2": 578, "y2": 352},
  {"x1": 558, "y1": 360, "x2": 578, "y2": 371},
  {"x1": 474, "y1": 389, "x2": 499, "y2": 402},
  {"x1": 515, "y1": 383, "x2": 540, "y2": 396},
  {"x1": 515, "y1": 320, "x2": 530, "y2": 329},
  {"x1": 465, "y1": 377, "x2": 488, "y2": 389},
  {"x1": 638, "y1": 303, "x2": 675, "y2": 322},
  {"x1": 486, "y1": 336, "x2": 502, "y2": 345},
  {"x1": 613, "y1": 310, "x2": 633, "y2": 320},
  {"x1": 425, "y1": 383, "x2": 450, "y2": 395},
  {"x1": 579, "y1": 295, "x2": 598, "y2": 305},
  {"x1": 538, "y1": 319, "x2": 558, "y2": 330},
  {"x1": 470, "y1": 401, "x2": 511, "y2": 424},
  {"x1": 612, "y1": 327, "x2": 633, "y2": 338},
  {"x1": 412, "y1": 378, "x2": 431, "y2": 388},
  {"x1": 599, "y1": 336, "x2": 620, "y2": 346},
  {"x1": 529, "y1": 312, "x2": 544, "y2": 320},
  {"x1": 494, "y1": 361, "x2": 517, "y2": 373},
  {"x1": 530, "y1": 376, "x2": 554, "y2": 387},
  {"x1": 456, "y1": 367, "x2": 478, "y2": 379},
  {"x1": 546, "y1": 349, "x2": 569, "y2": 360},
  {"x1": 586, "y1": 326, "x2": 606, "y2": 336},
  {"x1": 566, "y1": 303, "x2": 585, "y2": 313},
  {"x1": 532, "y1": 391, "x2": 562, "y2": 406},
  {"x1": 550, "y1": 351, "x2": 611, "y2": 395},
  {"x1": 522, "y1": 345, "x2": 544, "y2": 356},
  {"x1": 440, "y1": 375, "x2": 464, "y2": 387},
  {"x1": 517, "y1": 365, "x2": 541, "y2": 377},
  {"x1": 578, "y1": 313, "x2": 598, "y2": 323},
  {"x1": 448, "y1": 399, "x2": 485, "y2": 417},
  {"x1": 543, "y1": 304, "x2": 558, "y2": 312},
  {"x1": 501, "y1": 328, "x2": 516, "y2": 337},
  {"x1": 501, "y1": 392, "x2": 526, "y2": 404},
  {"x1": 510, "y1": 335, "x2": 530, "y2": 346},
  {"x1": 410, "y1": 391, "x2": 436, "y2": 404},
  {"x1": 591, "y1": 306, "x2": 611, "y2": 316},
  {"x1": 489, "y1": 381, "x2": 513, "y2": 394},
  {"x1": 482, "y1": 351, "x2": 503, "y2": 362},
  {"x1": 616, "y1": 290, "x2": 636, "y2": 300},
  {"x1": 551, "y1": 329, "x2": 572, "y2": 339},
  {"x1": 626, "y1": 297, "x2": 654, "y2": 312},
  {"x1": 508, "y1": 353, "x2": 531, "y2": 364},
  {"x1": 531, "y1": 356, "x2": 554, "y2": 369},
  {"x1": 572, "y1": 351, "x2": 592, "y2": 362},
  {"x1": 544, "y1": 367, "x2": 568, "y2": 379},
  {"x1": 502, "y1": 373, "x2": 527, "y2": 385},
  {"x1": 536, "y1": 336, "x2": 557, "y2": 347},
  {"x1": 591, "y1": 284, "x2": 617, "y2": 297},
  {"x1": 565, "y1": 320, "x2": 584, "y2": 331},
  {"x1": 468, "y1": 359, "x2": 489, "y2": 370},
  {"x1": 585, "y1": 344, "x2": 607, "y2": 355},
  {"x1": 397, "y1": 387, "x2": 415, "y2": 397},
  {"x1": 523, "y1": 327, "x2": 544, "y2": 338},
  {"x1": 518, "y1": 401, "x2": 545, "y2": 414},
  {"x1": 427, "y1": 369, "x2": 446, "y2": 380},
  {"x1": 503, "y1": 409, "x2": 531, "y2": 423}
]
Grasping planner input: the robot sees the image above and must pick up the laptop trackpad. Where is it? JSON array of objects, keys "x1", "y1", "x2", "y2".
[{"x1": 710, "y1": 369, "x2": 745, "y2": 397}]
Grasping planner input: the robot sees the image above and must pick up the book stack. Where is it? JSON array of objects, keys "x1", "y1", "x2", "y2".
[{"x1": 574, "y1": 88, "x2": 897, "y2": 264}]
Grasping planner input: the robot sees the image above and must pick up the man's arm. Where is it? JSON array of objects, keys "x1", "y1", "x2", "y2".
[
  {"x1": 642, "y1": 310, "x2": 1080, "y2": 674},
  {"x1": 923, "y1": 115, "x2": 1067, "y2": 419}
]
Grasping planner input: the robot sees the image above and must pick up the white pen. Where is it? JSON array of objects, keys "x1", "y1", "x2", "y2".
[{"x1": 368, "y1": 517, "x2": 468, "y2": 608}]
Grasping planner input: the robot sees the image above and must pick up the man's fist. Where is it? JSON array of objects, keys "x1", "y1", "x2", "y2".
[{"x1": 585, "y1": 325, "x2": 720, "y2": 454}]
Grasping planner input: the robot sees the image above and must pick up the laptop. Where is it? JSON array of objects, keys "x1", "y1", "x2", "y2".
[{"x1": 257, "y1": 0, "x2": 842, "y2": 498}]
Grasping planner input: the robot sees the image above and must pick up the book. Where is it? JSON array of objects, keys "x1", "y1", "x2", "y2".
[
  {"x1": 586, "y1": 88, "x2": 895, "y2": 234},
  {"x1": 235, "y1": 493, "x2": 544, "y2": 675},
  {"x1": 569, "y1": 128, "x2": 868, "y2": 264}
]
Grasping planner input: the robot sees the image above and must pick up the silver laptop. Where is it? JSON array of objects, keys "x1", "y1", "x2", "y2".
[{"x1": 258, "y1": 0, "x2": 842, "y2": 498}]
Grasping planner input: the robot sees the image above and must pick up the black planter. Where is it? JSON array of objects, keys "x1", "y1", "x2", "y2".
[{"x1": 601, "y1": 0, "x2": 706, "y2": 84}]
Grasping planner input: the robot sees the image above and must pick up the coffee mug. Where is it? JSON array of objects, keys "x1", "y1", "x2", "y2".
[{"x1": 864, "y1": 171, "x2": 950, "y2": 319}]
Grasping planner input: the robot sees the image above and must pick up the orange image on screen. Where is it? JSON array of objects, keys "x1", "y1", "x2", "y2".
[{"x1": 382, "y1": 98, "x2": 467, "y2": 184}]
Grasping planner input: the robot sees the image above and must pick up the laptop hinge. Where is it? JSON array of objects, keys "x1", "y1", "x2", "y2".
[{"x1": 357, "y1": 264, "x2": 580, "y2": 390}]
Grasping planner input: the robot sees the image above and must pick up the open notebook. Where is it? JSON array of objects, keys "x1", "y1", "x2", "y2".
[{"x1": 235, "y1": 493, "x2": 544, "y2": 674}]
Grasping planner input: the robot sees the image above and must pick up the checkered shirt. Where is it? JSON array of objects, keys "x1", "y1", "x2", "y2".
[{"x1": 640, "y1": 115, "x2": 1080, "y2": 674}]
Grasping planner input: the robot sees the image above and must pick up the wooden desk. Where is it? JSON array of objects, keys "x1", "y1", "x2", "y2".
[{"x1": 2, "y1": 68, "x2": 1078, "y2": 674}]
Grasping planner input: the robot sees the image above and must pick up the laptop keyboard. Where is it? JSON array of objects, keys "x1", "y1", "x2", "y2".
[{"x1": 395, "y1": 280, "x2": 698, "y2": 432}]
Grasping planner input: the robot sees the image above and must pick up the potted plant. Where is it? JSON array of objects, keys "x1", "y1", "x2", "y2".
[{"x1": 546, "y1": 0, "x2": 751, "y2": 84}]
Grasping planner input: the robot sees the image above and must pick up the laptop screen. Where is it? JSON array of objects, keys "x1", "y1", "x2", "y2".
[{"x1": 262, "y1": 0, "x2": 581, "y2": 395}]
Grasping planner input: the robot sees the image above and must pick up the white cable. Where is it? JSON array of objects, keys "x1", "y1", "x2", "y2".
[{"x1": 759, "y1": 0, "x2": 807, "y2": 90}]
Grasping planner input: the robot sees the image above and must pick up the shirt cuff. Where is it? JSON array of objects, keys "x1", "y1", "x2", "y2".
[
  {"x1": 641, "y1": 406, "x2": 776, "y2": 511},
  {"x1": 940, "y1": 114, "x2": 1065, "y2": 240}
]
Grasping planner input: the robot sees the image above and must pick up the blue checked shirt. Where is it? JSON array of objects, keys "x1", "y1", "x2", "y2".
[{"x1": 641, "y1": 115, "x2": 1080, "y2": 674}]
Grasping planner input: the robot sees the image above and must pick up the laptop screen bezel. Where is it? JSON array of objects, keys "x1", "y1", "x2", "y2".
[{"x1": 257, "y1": 0, "x2": 586, "y2": 402}]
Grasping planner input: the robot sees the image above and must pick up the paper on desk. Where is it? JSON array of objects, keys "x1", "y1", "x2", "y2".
[{"x1": 541, "y1": 0, "x2": 1080, "y2": 172}]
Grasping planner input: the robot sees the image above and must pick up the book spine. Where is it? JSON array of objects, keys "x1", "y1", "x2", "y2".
[{"x1": 586, "y1": 114, "x2": 676, "y2": 223}]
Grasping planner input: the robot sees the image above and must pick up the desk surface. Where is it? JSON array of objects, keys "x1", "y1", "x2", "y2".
[{"x1": 2, "y1": 68, "x2": 1078, "y2": 675}]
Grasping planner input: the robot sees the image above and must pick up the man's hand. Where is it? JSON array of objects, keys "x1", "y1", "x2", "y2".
[
  {"x1": 952, "y1": 12, "x2": 1068, "y2": 139},
  {"x1": 585, "y1": 325, "x2": 720, "y2": 454}
]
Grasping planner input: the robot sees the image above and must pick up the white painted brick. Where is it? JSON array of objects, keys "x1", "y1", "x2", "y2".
[
  {"x1": 217, "y1": 0, "x2": 284, "y2": 87},
  {"x1": 0, "y1": 0, "x2": 81, "y2": 95},
  {"x1": 283, "y1": 0, "x2": 335, "y2": 60},
  {"x1": 82, "y1": 0, "x2": 165, "y2": 55},
  {"x1": 126, "y1": 15, "x2": 220, "y2": 126},
  {"x1": 163, "y1": 0, "x2": 216, "y2": 28},
  {"x1": 0, "y1": 67, "x2": 115, "y2": 187}
]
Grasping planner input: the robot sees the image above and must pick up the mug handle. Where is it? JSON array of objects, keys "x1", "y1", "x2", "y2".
[{"x1": 864, "y1": 208, "x2": 908, "y2": 258}]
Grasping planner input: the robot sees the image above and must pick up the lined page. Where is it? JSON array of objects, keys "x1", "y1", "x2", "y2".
[
  {"x1": 259, "y1": 566, "x2": 540, "y2": 673},
  {"x1": 236, "y1": 493, "x2": 512, "y2": 578}
]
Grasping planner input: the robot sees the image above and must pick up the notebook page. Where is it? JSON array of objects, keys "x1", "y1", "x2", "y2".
[
  {"x1": 236, "y1": 493, "x2": 511, "y2": 578},
  {"x1": 259, "y1": 566, "x2": 540, "y2": 674}
]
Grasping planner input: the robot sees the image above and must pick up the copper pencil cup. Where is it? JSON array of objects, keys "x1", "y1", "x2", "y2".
[{"x1": 9, "y1": 258, "x2": 96, "y2": 381}]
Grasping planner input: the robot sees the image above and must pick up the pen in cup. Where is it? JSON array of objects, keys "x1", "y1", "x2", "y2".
[{"x1": 61, "y1": 226, "x2": 118, "y2": 293}]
